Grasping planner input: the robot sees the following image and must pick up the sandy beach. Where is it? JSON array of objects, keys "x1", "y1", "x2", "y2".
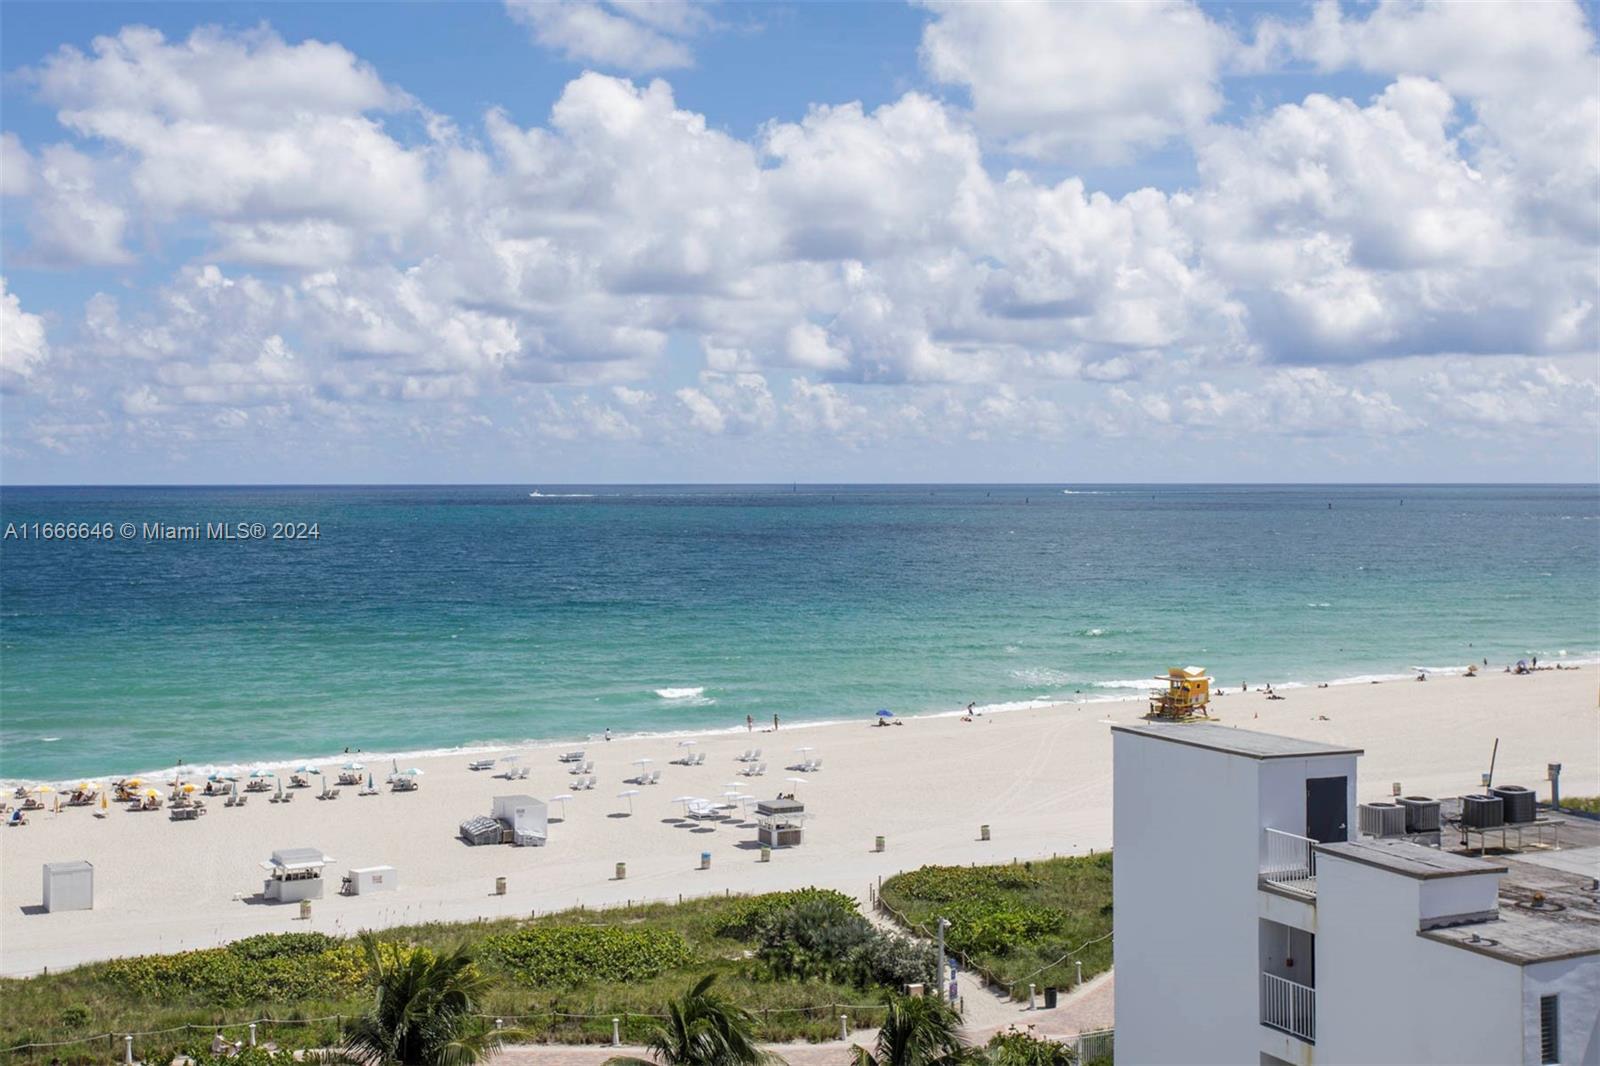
[{"x1": 2, "y1": 667, "x2": 1594, "y2": 978}]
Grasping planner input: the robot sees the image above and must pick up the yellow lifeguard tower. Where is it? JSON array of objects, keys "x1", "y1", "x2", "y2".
[{"x1": 1148, "y1": 666, "x2": 1212, "y2": 720}]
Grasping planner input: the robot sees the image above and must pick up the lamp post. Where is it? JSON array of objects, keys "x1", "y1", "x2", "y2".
[{"x1": 936, "y1": 917, "x2": 950, "y2": 1000}]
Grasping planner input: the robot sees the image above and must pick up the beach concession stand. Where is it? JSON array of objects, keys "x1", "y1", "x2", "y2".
[
  {"x1": 755, "y1": 797, "x2": 806, "y2": 848},
  {"x1": 259, "y1": 847, "x2": 333, "y2": 902}
]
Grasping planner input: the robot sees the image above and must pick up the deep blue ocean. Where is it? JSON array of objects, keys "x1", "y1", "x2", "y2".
[{"x1": 1, "y1": 484, "x2": 1595, "y2": 780}]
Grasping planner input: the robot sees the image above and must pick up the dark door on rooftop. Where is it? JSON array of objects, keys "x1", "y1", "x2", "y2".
[{"x1": 1306, "y1": 776, "x2": 1347, "y2": 843}]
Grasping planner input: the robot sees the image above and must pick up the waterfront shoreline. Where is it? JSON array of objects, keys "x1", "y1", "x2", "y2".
[{"x1": 1, "y1": 666, "x2": 1593, "y2": 978}]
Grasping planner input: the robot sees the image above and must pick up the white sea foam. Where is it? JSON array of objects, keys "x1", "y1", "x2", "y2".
[
  {"x1": 528, "y1": 491, "x2": 597, "y2": 498},
  {"x1": 1093, "y1": 678, "x2": 1156, "y2": 689},
  {"x1": 655, "y1": 686, "x2": 706, "y2": 700},
  {"x1": 1306, "y1": 602, "x2": 1332, "y2": 608},
  {"x1": 1009, "y1": 667, "x2": 1074, "y2": 686}
]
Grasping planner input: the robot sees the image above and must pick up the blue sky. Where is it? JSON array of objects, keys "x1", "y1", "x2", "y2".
[{"x1": 1, "y1": 0, "x2": 1596, "y2": 484}]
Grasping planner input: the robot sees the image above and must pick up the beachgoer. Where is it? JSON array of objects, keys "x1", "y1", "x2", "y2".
[
  {"x1": 604, "y1": 728, "x2": 612, "y2": 742},
  {"x1": 1533, "y1": 656, "x2": 1538, "y2": 669},
  {"x1": 773, "y1": 714, "x2": 779, "y2": 731},
  {"x1": 746, "y1": 714, "x2": 753, "y2": 733}
]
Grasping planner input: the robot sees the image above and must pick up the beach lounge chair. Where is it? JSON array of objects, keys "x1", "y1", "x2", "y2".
[
  {"x1": 468, "y1": 759, "x2": 496, "y2": 772},
  {"x1": 741, "y1": 762, "x2": 766, "y2": 777},
  {"x1": 808, "y1": 757, "x2": 823, "y2": 772},
  {"x1": 647, "y1": 769, "x2": 662, "y2": 785},
  {"x1": 581, "y1": 775, "x2": 598, "y2": 790},
  {"x1": 687, "y1": 799, "x2": 716, "y2": 819},
  {"x1": 558, "y1": 749, "x2": 585, "y2": 763},
  {"x1": 517, "y1": 766, "x2": 530, "y2": 780},
  {"x1": 235, "y1": 794, "x2": 248, "y2": 806},
  {"x1": 569, "y1": 760, "x2": 592, "y2": 775},
  {"x1": 694, "y1": 752, "x2": 707, "y2": 765},
  {"x1": 736, "y1": 749, "x2": 754, "y2": 762}
]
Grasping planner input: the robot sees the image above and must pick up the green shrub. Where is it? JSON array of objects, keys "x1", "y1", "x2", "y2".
[
  {"x1": 478, "y1": 926, "x2": 693, "y2": 987},
  {"x1": 715, "y1": 887, "x2": 860, "y2": 939},
  {"x1": 99, "y1": 936, "x2": 366, "y2": 1007},
  {"x1": 985, "y1": 1027, "x2": 1076, "y2": 1065}
]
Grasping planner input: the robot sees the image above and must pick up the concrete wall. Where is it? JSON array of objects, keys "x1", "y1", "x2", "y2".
[
  {"x1": 1317, "y1": 852, "x2": 1521, "y2": 1064},
  {"x1": 1258, "y1": 756, "x2": 1357, "y2": 846},
  {"x1": 1524, "y1": 955, "x2": 1600, "y2": 1066},
  {"x1": 1114, "y1": 732, "x2": 1263, "y2": 1065}
]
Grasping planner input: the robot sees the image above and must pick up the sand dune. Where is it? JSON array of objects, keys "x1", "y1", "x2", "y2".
[{"x1": 2, "y1": 667, "x2": 1594, "y2": 977}]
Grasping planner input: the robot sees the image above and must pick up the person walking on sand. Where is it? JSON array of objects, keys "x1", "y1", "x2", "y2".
[
  {"x1": 746, "y1": 714, "x2": 753, "y2": 733},
  {"x1": 773, "y1": 714, "x2": 780, "y2": 731},
  {"x1": 604, "y1": 727, "x2": 612, "y2": 742}
]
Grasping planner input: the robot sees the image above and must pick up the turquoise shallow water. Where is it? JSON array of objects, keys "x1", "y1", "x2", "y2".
[{"x1": 1, "y1": 484, "x2": 1595, "y2": 780}]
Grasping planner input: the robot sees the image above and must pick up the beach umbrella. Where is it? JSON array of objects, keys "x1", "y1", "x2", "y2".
[
  {"x1": 550, "y1": 794, "x2": 573, "y2": 819},
  {"x1": 632, "y1": 757, "x2": 654, "y2": 766},
  {"x1": 876, "y1": 709, "x2": 894, "y2": 718},
  {"x1": 76, "y1": 781, "x2": 92, "y2": 792},
  {"x1": 249, "y1": 768, "x2": 275, "y2": 779},
  {"x1": 391, "y1": 758, "x2": 399, "y2": 776},
  {"x1": 367, "y1": 773, "x2": 375, "y2": 791},
  {"x1": 616, "y1": 788, "x2": 640, "y2": 815},
  {"x1": 208, "y1": 772, "x2": 227, "y2": 783},
  {"x1": 677, "y1": 739, "x2": 698, "y2": 747},
  {"x1": 295, "y1": 764, "x2": 319, "y2": 775},
  {"x1": 143, "y1": 788, "x2": 159, "y2": 800},
  {"x1": 32, "y1": 784, "x2": 55, "y2": 795},
  {"x1": 795, "y1": 745, "x2": 815, "y2": 754},
  {"x1": 182, "y1": 783, "x2": 197, "y2": 794},
  {"x1": 786, "y1": 777, "x2": 807, "y2": 787},
  {"x1": 343, "y1": 761, "x2": 365, "y2": 771},
  {"x1": 400, "y1": 767, "x2": 424, "y2": 777},
  {"x1": 98, "y1": 792, "x2": 108, "y2": 814},
  {"x1": 125, "y1": 778, "x2": 142, "y2": 788},
  {"x1": 276, "y1": 778, "x2": 284, "y2": 799}
]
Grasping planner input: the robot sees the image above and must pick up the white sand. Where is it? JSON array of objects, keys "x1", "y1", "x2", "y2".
[{"x1": 2, "y1": 668, "x2": 1594, "y2": 977}]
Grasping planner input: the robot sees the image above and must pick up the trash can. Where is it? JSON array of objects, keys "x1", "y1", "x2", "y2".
[
  {"x1": 980, "y1": 824, "x2": 991, "y2": 841},
  {"x1": 760, "y1": 846, "x2": 771, "y2": 863},
  {"x1": 1043, "y1": 987, "x2": 1058, "y2": 1009},
  {"x1": 874, "y1": 835, "x2": 885, "y2": 852},
  {"x1": 495, "y1": 876, "x2": 507, "y2": 896},
  {"x1": 299, "y1": 899, "x2": 312, "y2": 920},
  {"x1": 615, "y1": 861, "x2": 627, "y2": 880},
  {"x1": 700, "y1": 851, "x2": 711, "y2": 870}
]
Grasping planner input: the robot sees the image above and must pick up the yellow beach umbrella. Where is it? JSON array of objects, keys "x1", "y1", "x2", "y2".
[
  {"x1": 76, "y1": 781, "x2": 92, "y2": 792},
  {"x1": 125, "y1": 778, "x2": 142, "y2": 788},
  {"x1": 99, "y1": 792, "x2": 109, "y2": 812},
  {"x1": 32, "y1": 784, "x2": 55, "y2": 794},
  {"x1": 143, "y1": 789, "x2": 159, "y2": 799},
  {"x1": 182, "y1": 783, "x2": 196, "y2": 793}
]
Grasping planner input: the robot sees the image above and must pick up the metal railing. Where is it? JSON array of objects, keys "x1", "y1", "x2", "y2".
[
  {"x1": 1261, "y1": 972, "x2": 1315, "y2": 1044},
  {"x1": 1260, "y1": 827, "x2": 1317, "y2": 896}
]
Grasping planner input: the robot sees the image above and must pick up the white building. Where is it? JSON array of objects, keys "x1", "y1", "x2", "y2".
[{"x1": 1112, "y1": 722, "x2": 1599, "y2": 1066}]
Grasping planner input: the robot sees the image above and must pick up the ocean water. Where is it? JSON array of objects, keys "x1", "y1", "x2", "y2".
[{"x1": 1, "y1": 484, "x2": 1595, "y2": 780}]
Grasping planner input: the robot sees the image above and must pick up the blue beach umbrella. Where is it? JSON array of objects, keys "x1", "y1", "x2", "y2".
[{"x1": 876, "y1": 708, "x2": 894, "y2": 718}]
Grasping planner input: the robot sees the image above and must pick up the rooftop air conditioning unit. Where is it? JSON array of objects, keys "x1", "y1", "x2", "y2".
[
  {"x1": 1399, "y1": 796, "x2": 1441, "y2": 833},
  {"x1": 1359, "y1": 801, "x2": 1406, "y2": 837},
  {"x1": 1490, "y1": 785, "x2": 1536, "y2": 824},
  {"x1": 1462, "y1": 794, "x2": 1504, "y2": 829}
]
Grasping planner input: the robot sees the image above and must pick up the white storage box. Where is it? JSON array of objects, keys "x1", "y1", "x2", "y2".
[{"x1": 43, "y1": 860, "x2": 94, "y2": 912}]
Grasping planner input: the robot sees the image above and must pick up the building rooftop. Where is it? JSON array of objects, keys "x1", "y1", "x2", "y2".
[
  {"x1": 1318, "y1": 839, "x2": 1507, "y2": 880},
  {"x1": 1421, "y1": 903, "x2": 1600, "y2": 966},
  {"x1": 1110, "y1": 722, "x2": 1363, "y2": 760}
]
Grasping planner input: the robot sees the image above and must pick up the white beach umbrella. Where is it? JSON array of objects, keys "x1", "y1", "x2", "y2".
[
  {"x1": 677, "y1": 739, "x2": 698, "y2": 747},
  {"x1": 549, "y1": 794, "x2": 573, "y2": 818},
  {"x1": 795, "y1": 746, "x2": 815, "y2": 753},
  {"x1": 343, "y1": 761, "x2": 365, "y2": 771},
  {"x1": 249, "y1": 768, "x2": 276, "y2": 779},
  {"x1": 400, "y1": 767, "x2": 424, "y2": 776},
  {"x1": 632, "y1": 757, "x2": 654, "y2": 766},
  {"x1": 616, "y1": 788, "x2": 640, "y2": 815},
  {"x1": 786, "y1": 777, "x2": 807, "y2": 786}
]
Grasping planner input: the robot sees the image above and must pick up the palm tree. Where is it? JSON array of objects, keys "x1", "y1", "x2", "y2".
[
  {"x1": 342, "y1": 934, "x2": 502, "y2": 1066},
  {"x1": 851, "y1": 993, "x2": 967, "y2": 1066},
  {"x1": 606, "y1": 974, "x2": 778, "y2": 1066}
]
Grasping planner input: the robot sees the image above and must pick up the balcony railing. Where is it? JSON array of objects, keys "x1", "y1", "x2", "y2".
[
  {"x1": 1261, "y1": 972, "x2": 1316, "y2": 1044},
  {"x1": 1261, "y1": 827, "x2": 1317, "y2": 896}
]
